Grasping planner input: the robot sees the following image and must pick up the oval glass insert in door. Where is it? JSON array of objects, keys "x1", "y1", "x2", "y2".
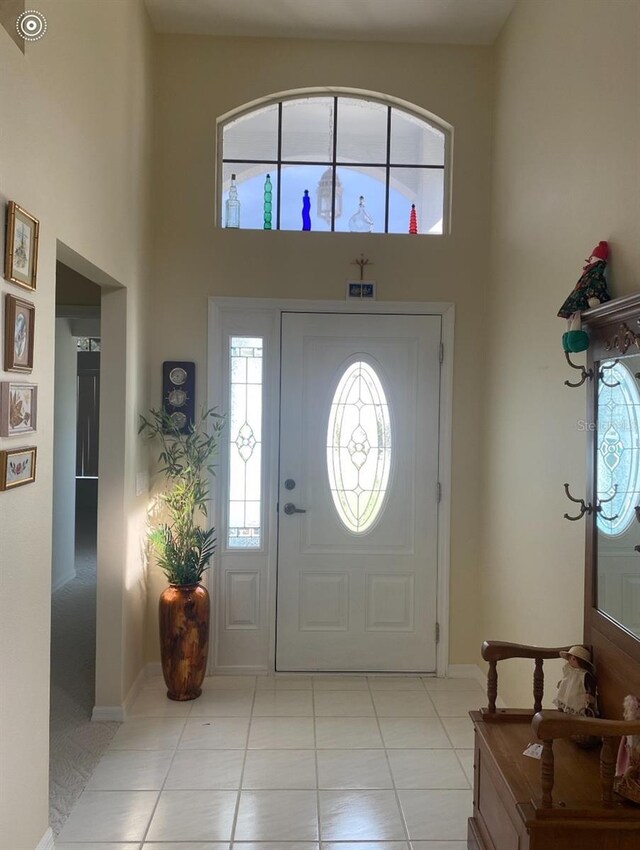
[
  {"x1": 596, "y1": 355, "x2": 640, "y2": 638},
  {"x1": 326, "y1": 359, "x2": 392, "y2": 533}
]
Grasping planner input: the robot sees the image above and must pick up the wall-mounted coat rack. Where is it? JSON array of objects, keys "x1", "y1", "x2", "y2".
[
  {"x1": 563, "y1": 482, "x2": 618, "y2": 522},
  {"x1": 564, "y1": 355, "x2": 619, "y2": 388}
]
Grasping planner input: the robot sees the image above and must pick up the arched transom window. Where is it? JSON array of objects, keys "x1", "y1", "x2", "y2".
[{"x1": 218, "y1": 93, "x2": 449, "y2": 235}]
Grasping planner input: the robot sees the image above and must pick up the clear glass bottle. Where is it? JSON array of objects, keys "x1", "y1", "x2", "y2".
[
  {"x1": 349, "y1": 195, "x2": 374, "y2": 233},
  {"x1": 225, "y1": 173, "x2": 240, "y2": 228}
]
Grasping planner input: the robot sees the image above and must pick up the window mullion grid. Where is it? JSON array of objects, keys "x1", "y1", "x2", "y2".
[
  {"x1": 276, "y1": 102, "x2": 283, "y2": 230},
  {"x1": 331, "y1": 96, "x2": 338, "y2": 232},
  {"x1": 223, "y1": 159, "x2": 444, "y2": 170},
  {"x1": 221, "y1": 97, "x2": 446, "y2": 233},
  {"x1": 384, "y1": 106, "x2": 391, "y2": 234}
]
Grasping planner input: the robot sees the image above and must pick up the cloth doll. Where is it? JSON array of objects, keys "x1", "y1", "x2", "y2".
[
  {"x1": 554, "y1": 645, "x2": 598, "y2": 715},
  {"x1": 553, "y1": 645, "x2": 599, "y2": 747},
  {"x1": 615, "y1": 695, "x2": 640, "y2": 804},
  {"x1": 558, "y1": 241, "x2": 611, "y2": 321}
]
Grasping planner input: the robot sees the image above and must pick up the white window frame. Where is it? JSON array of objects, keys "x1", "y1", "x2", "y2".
[{"x1": 209, "y1": 297, "x2": 454, "y2": 676}]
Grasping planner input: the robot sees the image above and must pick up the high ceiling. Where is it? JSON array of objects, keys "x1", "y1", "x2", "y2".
[{"x1": 145, "y1": 0, "x2": 516, "y2": 46}]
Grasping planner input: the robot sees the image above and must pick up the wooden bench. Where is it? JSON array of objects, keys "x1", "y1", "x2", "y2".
[{"x1": 468, "y1": 640, "x2": 640, "y2": 850}]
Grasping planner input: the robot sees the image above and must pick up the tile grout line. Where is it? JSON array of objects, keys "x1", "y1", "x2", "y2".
[
  {"x1": 368, "y1": 675, "x2": 412, "y2": 850},
  {"x1": 136, "y1": 704, "x2": 190, "y2": 847},
  {"x1": 425, "y1": 675, "x2": 476, "y2": 793},
  {"x1": 79, "y1": 674, "x2": 477, "y2": 848},
  {"x1": 228, "y1": 679, "x2": 258, "y2": 847},
  {"x1": 312, "y1": 677, "x2": 322, "y2": 849}
]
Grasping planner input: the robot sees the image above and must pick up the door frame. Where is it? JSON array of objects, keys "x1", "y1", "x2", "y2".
[{"x1": 209, "y1": 297, "x2": 454, "y2": 676}]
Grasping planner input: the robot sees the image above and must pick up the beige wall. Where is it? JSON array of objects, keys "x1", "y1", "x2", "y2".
[
  {"x1": 481, "y1": 0, "x2": 640, "y2": 705},
  {"x1": 0, "y1": 1, "x2": 153, "y2": 846},
  {"x1": 147, "y1": 34, "x2": 493, "y2": 666}
]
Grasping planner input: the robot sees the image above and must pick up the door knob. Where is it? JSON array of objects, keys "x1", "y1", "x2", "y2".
[{"x1": 283, "y1": 502, "x2": 306, "y2": 515}]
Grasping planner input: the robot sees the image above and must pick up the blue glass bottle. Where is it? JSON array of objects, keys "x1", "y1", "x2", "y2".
[{"x1": 302, "y1": 189, "x2": 311, "y2": 231}]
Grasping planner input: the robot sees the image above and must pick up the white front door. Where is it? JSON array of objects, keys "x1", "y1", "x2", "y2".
[{"x1": 276, "y1": 312, "x2": 442, "y2": 672}]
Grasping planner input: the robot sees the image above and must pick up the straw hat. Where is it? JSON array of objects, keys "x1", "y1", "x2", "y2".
[{"x1": 559, "y1": 645, "x2": 594, "y2": 671}]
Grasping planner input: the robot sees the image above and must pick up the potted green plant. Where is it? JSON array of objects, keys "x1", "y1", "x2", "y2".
[{"x1": 139, "y1": 407, "x2": 224, "y2": 701}]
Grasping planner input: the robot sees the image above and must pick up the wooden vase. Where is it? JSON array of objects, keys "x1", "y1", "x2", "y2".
[{"x1": 159, "y1": 582, "x2": 210, "y2": 701}]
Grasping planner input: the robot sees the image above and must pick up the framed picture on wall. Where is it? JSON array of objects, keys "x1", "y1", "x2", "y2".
[
  {"x1": 4, "y1": 201, "x2": 39, "y2": 291},
  {"x1": 0, "y1": 381, "x2": 37, "y2": 437},
  {"x1": 0, "y1": 446, "x2": 37, "y2": 491},
  {"x1": 4, "y1": 294, "x2": 35, "y2": 372}
]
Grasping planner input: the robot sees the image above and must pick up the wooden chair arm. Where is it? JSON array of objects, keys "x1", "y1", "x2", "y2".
[
  {"x1": 532, "y1": 710, "x2": 640, "y2": 807},
  {"x1": 482, "y1": 640, "x2": 572, "y2": 662},
  {"x1": 532, "y1": 709, "x2": 640, "y2": 740},
  {"x1": 482, "y1": 641, "x2": 573, "y2": 715}
]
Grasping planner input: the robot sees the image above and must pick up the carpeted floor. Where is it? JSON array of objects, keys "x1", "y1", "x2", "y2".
[{"x1": 49, "y1": 506, "x2": 119, "y2": 836}]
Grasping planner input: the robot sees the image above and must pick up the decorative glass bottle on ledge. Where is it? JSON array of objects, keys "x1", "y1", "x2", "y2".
[
  {"x1": 302, "y1": 189, "x2": 311, "y2": 231},
  {"x1": 263, "y1": 174, "x2": 272, "y2": 230},
  {"x1": 349, "y1": 196, "x2": 374, "y2": 233},
  {"x1": 409, "y1": 203, "x2": 418, "y2": 235},
  {"x1": 225, "y1": 173, "x2": 240, "y2": 228}
]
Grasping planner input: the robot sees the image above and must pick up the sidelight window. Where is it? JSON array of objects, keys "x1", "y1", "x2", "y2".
[{"x1": 228, "y1": 336, "x2": 263, "y2": 548}]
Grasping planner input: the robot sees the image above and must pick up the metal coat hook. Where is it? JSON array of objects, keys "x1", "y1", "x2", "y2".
[
  {"x1": 597, "y1": 487, "x2": 618, "y2": 522},
  {"x1": 563, "y1": 483, "x2": 618, "y2": 522},
  {"x1": 599, "y1": 360, "x2": 620, "y2": 388},
  {"x1": 564, "y1": 352, "x2": 593, "y2": 388},
  {"x1": 563, "y1": 483, "x2": 591, "y2": 520}
]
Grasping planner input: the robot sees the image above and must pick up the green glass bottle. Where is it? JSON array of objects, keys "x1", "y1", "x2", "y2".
[{"x1": 264, "y1": 174, "x2": 273, "y2": 230}]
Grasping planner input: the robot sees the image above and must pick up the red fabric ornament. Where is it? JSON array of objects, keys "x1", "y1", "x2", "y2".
[
  {"x1": 409, "y1": 204, "x2": 418, "y2": 235},
  {"x1": 590, "y1": 241, "x2": 608, "y2": 261}
]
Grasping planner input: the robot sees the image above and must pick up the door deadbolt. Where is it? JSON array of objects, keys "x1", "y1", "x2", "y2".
[{"x1": 284, "y1": 478, "x2": 296, "y2": 490}]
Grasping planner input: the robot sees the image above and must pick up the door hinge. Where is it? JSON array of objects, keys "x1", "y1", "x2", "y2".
[
  {"x1": 436, "y1": 482, "x2": 442, "y2": 503},
  {"x1": 435, "y1": 622, "x2": 440, "y2": 644},
  {"x1": 439, "y1": 342, "x2": 444, "y2": 364}
]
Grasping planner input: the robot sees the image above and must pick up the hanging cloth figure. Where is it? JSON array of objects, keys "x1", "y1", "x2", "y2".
[{"x1": 558, "y1": 241, "x2": 611, "y2": 353}]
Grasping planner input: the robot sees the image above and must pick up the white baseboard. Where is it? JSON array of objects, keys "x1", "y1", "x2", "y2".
[
  {"x1": 447, "y1": 663, "x2": 486, "y2": 686},
  {"x1": 145, "y1": 661, "x2": 162, "y2": 677},
  {"x1": 35, "y1": 827, "x2": 55, "y2": 850},
  {"x1": 122, "y1": 663, "x2": 148, "y2": 718},
  {"x1": 447, "y1": 663, "x2": 506, "y2": 708},
  {"x1": 211, "y1": 665, "x2": 270, "y2": 675},
  {"x1": 91, "y1": 704, "x2": 125, "y2": 721},
  {"x1": 92, "y1": 663, "x2": 159, "y2": 722}
]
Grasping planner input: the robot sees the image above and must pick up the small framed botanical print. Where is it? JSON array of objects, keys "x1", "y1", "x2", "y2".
[
  {"x1": 4, "y1": 294, "x2": 35, "y2": 372},
  {"x1": 4, "y1": 202, "x2": 39, "y2": 291},
  {"x1": 0, "y1": 382, "x2": 37, "y2": 437},
  {"x1": 0, "y1": 446, "x2": 37, "y2": 491}
]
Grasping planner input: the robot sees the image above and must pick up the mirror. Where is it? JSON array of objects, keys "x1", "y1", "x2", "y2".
[{"x1": 596, "y1": 354, "x2": 640, "y2": 636}]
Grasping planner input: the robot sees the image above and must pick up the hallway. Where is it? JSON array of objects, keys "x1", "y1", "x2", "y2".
[
  {"x1": 55, "y1": 673, "x2": 480, "y2": 847},
  {"x1": 49, "y1": 504, "x2": 118, "y2": 834}
]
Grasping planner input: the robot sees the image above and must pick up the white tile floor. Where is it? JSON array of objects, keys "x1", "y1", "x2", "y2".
[{"x1": 55, "y1": 673, "x2": 483, "y2": 850}]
